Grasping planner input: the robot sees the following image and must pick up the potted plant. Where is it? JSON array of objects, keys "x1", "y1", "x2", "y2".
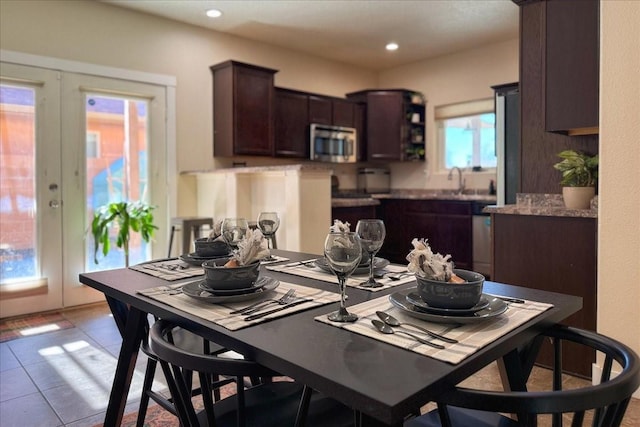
[
  {"x1": 553, "y1": 150, "x2": 599, "y2": 209},
  {"x1": 90, "y1": 201, "x2": 158, "y2": 267}
]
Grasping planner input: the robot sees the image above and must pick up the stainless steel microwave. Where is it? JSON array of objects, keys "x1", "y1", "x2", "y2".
[{"x1": 309, "y1": 124, "x2": 357, "y2": 163}]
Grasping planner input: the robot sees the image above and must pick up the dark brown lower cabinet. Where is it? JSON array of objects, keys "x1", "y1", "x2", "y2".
[
  {"x1": 331, "y1": 205, "x2": 378, "y2": 233},
  {"x1": 377, "y1": 199, "x2": 473, "y2": 267},
  {"x1": 491, "y1": 213, "x2": 597, "y2": 378}
]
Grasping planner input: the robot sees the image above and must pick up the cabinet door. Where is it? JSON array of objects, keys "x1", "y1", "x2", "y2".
[
  {"x1": 366, "y1": 91, "x2": 404, "y2": 161},
  {"x1": 331, "y1": 206, "x2": 378, "y2": 230},
  {"x1": 211, "y1": 61, "x2": 276, "y2": 157},
  {"x1": 545, "y1": 0, "x2": 599, "y2": 133},
  {"x1": 274, "y1": 89, "x2": 309, "y2": 158},
  {"x1": 309, "y1": 95, "x2": 332, "y2": 125},
  {"x1": 332, "y1": 99, "x2": 355, "y2": 128},
  {"x1": 377, "y1": 200, "x2": 408, "y2": 264},
  {"x1": 233, "y1": 66, "x2": 274, "y2": 155}
]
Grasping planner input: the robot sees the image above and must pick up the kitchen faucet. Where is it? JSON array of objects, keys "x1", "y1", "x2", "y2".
[{"x1": 447, "y1": 167, "x2": 466, "y2": 194}]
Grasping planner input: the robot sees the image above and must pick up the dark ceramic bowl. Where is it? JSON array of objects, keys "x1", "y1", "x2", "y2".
[
  {"x1": 201, "y1": 259, "x2": 260, "y2": 290},
  {"x1": 416, "y1": 269, "x2": 484, "y2": 309},
  {"x1": 194, "y1": 238, "x2": 229, "y2": 257}
]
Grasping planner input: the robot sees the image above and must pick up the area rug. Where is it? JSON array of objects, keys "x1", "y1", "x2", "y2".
[{"x1": 0, "y1": 311, "x2": 75, "y2": 343}]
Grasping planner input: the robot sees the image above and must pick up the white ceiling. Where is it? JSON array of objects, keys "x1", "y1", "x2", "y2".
[{"x1": 101, "y1": 0, "x2": 520, "y2": 70}]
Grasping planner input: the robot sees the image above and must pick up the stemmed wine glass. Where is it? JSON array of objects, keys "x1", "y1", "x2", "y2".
[
  {"x1": 355, "y1": 219, "x2": 386, "y2": 288},
  {"x1": 257, "y1": 212, "x2": 280, "y2": 261},
  {"x1": 324, "y1": 231, "x2": 362, "y2": 322},
  {"x1": 221, "y1": 218, "x2": 248, "y2": 250}
]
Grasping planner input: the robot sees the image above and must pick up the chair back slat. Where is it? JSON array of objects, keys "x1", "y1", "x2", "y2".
[{"x1": 406, "y1": 324, "x2": 640, "y2": 427}]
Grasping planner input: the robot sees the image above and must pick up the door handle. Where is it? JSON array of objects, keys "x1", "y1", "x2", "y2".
[{"x1": 49, "y1": 200, "x2": 61, "y2": 208}]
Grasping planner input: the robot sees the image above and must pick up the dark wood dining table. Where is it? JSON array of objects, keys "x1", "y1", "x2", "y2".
[{"x1": 79, "y1": 249, "x2": 582, "y2": 426}]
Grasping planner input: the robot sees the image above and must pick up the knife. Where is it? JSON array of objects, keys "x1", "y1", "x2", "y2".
[
  {"x1": 489, "y1": 295, "x2": 525, "y2": 304},
  {"x1": 244, "y1": 298, "x2": 313, "y2": 321}
]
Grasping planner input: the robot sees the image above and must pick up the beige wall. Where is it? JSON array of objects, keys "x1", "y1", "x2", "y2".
[{"x1": 598, "y1": 0, "x2": 640, "y2": 378}]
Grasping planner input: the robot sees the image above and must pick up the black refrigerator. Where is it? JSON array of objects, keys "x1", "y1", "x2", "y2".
[{"x1": 492, "y1": 83, "x2": 520, "y2": 206}]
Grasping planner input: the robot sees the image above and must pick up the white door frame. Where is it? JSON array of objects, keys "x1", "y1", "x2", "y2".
[{"x1": 0, "y1": 50, "x2": 177, "y2": 316}]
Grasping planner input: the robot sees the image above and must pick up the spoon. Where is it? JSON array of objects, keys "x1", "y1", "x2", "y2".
[
  {"x1": 376, "y1": 311, "x2": 458, "y2": 344},
  {"x1": 371, "y1": 320, "x2": 445, "y2": 349}
]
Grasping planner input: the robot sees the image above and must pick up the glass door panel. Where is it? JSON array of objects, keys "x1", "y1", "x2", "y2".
[
  {"x1": 0, "y1": 63, "x2": 63, "y2": 317},
  {"x1": 84, "y1": 94, "x2": 151, "y2": 271}
]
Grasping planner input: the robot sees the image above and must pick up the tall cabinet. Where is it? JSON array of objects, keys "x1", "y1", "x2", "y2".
[{"x1": 210, "y1": 61, "x2": 278, "y2": 157}]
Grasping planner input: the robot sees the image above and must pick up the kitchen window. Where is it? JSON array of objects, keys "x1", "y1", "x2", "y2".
[{"x1": 435, "y1": 99, "x2": 496, "y2": 171}]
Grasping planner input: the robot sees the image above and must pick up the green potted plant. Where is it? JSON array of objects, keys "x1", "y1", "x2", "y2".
[
  {"x1": 553, "y1": 150, "x2": 599, "y2": 209},
  {"x1": 90, "y1": 201, "x2": 158, "y2": 267}
]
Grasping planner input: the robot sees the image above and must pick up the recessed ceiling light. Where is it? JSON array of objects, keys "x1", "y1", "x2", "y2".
[
  {"x1": 385, "y1": 42, "x2": 399, "y2": 51},
  {"x1": 206, "y1": 9, "x2": 222, "y2": 18}
]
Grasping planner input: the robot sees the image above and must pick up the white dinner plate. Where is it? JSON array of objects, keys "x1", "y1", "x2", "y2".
[
  {"x1": 389, "y1": 288, "x2": 508, "y2": 324},
  {"x1": 182, "y1": 276, "x2": 279, "y2": 303}
]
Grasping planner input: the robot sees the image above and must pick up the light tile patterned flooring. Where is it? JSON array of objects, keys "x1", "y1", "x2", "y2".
[{"x1": 1, "y1": 302, "x2": 638, "y2": 426}]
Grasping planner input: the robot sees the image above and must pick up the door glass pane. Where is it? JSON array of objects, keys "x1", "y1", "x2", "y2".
[
  {"x1": 0, "y1": 84, "x2": 38, "y2": 283},
  {"x1": 85, "y1": 94, "x2": 150, "y2": 271}
]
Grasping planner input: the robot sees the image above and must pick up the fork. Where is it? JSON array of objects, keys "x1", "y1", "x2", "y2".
[
  {"x1": 387, "y1": 271, "x2": 412, "y2": 281},
  {"x1": 229, "y1": 289, "x2": 296, "y2": 315}
]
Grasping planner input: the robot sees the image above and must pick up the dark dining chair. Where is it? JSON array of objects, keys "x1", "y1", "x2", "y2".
[
  {"x1": 405, "y1": 324, "x2": 640, "y2": 427},
  {"x1": 149, "y1": 318, "x2": 355, "y2": 427},
  {"x1": 136, "y1": 318, "x2": 236, "y2": 426}
]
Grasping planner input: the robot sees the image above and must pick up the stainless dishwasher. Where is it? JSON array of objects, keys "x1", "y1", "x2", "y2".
[{"x1": 472, "y1": 202, "x2": 491, "y2": 278}]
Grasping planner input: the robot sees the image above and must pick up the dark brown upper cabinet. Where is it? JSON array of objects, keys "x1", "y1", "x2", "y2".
[
  {"x1": 308, "y1": 95, "x2": 358, "y2": 128},
  {"x1": 347, "y1": 89, "x2": 426, "y2": 162},
  {"x1": 308, "y1": 95, "x2": 332, "y2": 125},
  {"x1": 545, "y1": 0, "x2": 599, "y2": 135},
  {"x1": 210, "y1": 61, "x2": 278, "y2": 157},
  {"x1": 274, "y1": 88, "x2": 309, "y2": 158}
]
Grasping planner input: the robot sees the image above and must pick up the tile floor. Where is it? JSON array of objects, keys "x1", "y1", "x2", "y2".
[{"x1": 1, "y1": 302, "x2": 638, "y2": 427}]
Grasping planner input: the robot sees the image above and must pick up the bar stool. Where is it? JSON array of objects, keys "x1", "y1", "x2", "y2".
[{"x1": 168, "y1": 217, "x2": 214, "y2": 257}]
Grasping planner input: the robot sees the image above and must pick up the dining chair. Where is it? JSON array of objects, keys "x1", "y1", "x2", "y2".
[
  {"x1": 405, "y1": 324, "x2": 640, "y2": 427},
  {"x1": 149, "y1": 318, "x2": 355, "y2": 427},
  {"x1": 136, "y1": 318, "x2": 236, "y2": 426}
]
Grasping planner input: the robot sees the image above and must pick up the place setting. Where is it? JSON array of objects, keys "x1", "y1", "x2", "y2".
[
  {"x1": 315, "y1": 238, "x2": 554, "y2": 364},
  {"x1": 138, "y1": 227, "x2": 341, "y2": 330},
  {"x1": 266, "y1": 219, "x2": 414, "y2": 291}
]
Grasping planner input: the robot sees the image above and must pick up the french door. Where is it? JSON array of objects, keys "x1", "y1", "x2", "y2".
[{"x1": 0, "y1": 62, "x2": 168, "y2": 317}]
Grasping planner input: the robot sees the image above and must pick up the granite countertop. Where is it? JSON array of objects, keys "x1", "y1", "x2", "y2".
[
  {"x1": 183, "y1": 164, "x2": 332, "y2": 175},
  {"x1": 485, "y1": 193, "x2": 598, "y2": 218},
  {"x1": 331, "y1": 189, "x2": 497, "y2": 208}
]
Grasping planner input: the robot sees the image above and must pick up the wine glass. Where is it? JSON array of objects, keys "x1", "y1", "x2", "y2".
[
  {"x1": 355, "y1": 219, "x2": 386, "y2": 288},
  {"x1": 324, "y1": 232, "x2": 362, "y2": 322},
  {"x1": 221, "y1": 218, "x2": 248, "y2": 250},
  {"x1": 257, "y1": 212, "x2": 280, "y2": 260}
]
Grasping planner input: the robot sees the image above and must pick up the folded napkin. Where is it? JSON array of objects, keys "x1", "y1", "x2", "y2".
[
  {"x1": 266, "y1": 260, "x2": 415, "y2": 292},
  {"x1": 139, "y1": 281, "x2": 340, "y2": 331},
  {"x1": 130, "y1": 258, "x2": 204, "y2": 281},
  {"x1": 315, "y1": 295, "x2": 553, "y2": 364}
]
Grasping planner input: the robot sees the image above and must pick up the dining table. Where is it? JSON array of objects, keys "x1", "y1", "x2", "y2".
[{"x1": 78, "y1": 249, "x2": 582, "y2": 427}]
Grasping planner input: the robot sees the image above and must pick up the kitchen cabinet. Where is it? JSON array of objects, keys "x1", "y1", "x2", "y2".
[
  {"x1": 491, "y1": 213, "x2": 597, "y2": 377},
  {"x1": 516, "y1": 0, "x2": 598, "y2": 195},
  {"x1": 210, "y1": 61, "x2": 277, "y2": 157},
  {"x1": 331, "y1": 205, "x2": 378, "y2": 231},
  {"x1": 274, "y1": 88, "x2": 309, "y2": 158},
  {"x1": 308, "y1": 94, "x2": 358, "y2": 128},
  {"x1": 347, "y1": 89, "x2": 426, "y2": 161},
  {"x1": 377, "y1": 199, "x2": 472, "y2": 267},
  {"x1": 545, "y1": 0, "x2": 599, "y2": 135}
]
